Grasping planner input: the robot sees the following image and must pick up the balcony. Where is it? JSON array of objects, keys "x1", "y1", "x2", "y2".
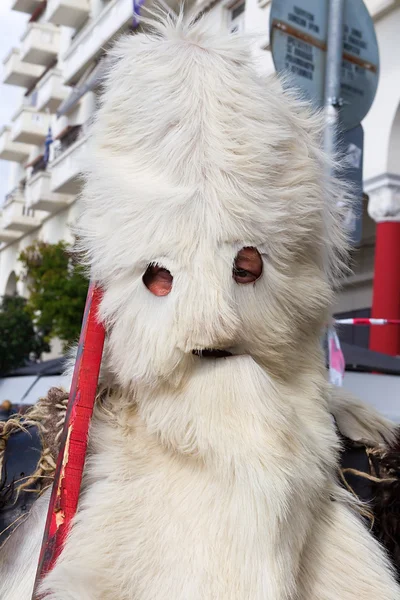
[
  {"x1": 20, "y1": 22, "x2": 60, "y2": 67},
  {"x1": 1, "y1": 187, "x2": 41, "y2": 233},
  {"x1": 36, "y1": 69, "x2": 69, "y2": 113},
  {"x1": 51, "y1": 127, "x2": 88, "y2": 194},
  {"x1": 11, "y1": 0, "x2": 43, "y2": 13},
  {"x1": 0, "y1": 229, "x2": 21, "y2": 244},
  {"x1": 11, "y1": 107, "x2": 50, "y2": 145},
  {"x1": 365, "y1": 0, "x2": 398, "y2": 19},
  {"x1": 26, "y1": 170, "x2": 71, "y2": 212},
  {"x1": 0, "y1": 126, "x2": 33, "y2": 163},
  {"x1": 2, "y1": 48, "x2": 44, "y2": 88},
  {"x1": 62, "y1": 0, "x2": 132, "y2": 85},
  {"x1": 46, "y1": 0, "x2": 90, "y2": 30}
]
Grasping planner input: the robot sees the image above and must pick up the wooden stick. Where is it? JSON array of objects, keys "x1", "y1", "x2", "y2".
[{"x1": 32, "y1": 283, "x2": 105, "y2": 598}]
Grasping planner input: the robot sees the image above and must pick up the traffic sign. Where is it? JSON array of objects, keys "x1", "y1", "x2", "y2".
[
  {"x1": 338, "y1": 124, "x2": 364, "y2": 245},
  {"x1": 270, "y1": 0, "x2": 379, "y2": 131}
]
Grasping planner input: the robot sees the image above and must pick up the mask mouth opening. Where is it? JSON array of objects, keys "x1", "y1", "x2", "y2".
[{"x1": 192, "y1": 349, "x2": 233, "y2": 359}]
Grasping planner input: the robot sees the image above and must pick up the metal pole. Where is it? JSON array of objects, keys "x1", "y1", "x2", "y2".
[{"x1": 324, "y1": 0, "x2": 345, "y2": 159}]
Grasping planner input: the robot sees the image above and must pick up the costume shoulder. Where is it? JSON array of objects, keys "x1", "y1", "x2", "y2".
[
  {"x1": 329, "y1": 385, "x2": 400, "y2": 577},
  {"x1": 338, "y1": 431, "x2": 400, "y2": 580},
  {"x1": 328, "y1": 385, "x2": 397, "y2": 446},
  {"x1": 0, "y1": 424, "x2": 42, "y2": 546},
  {"x1": 331, "y1": 388, "x2": 400, "y2": 580}
]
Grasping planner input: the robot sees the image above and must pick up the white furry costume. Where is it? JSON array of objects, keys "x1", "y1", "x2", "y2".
[{"x1": 1, "y1": 14, "x2": 400, "y2": 600}]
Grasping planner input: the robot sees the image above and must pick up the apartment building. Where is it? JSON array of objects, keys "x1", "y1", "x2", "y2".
[
  {"x1": 0, "y1": 0, "x2": 400, "y2": 355},
  {"x1": 0, "y1": 0, "x2": 269, "y2": 294},
  {"x1": 0, "y1": 0, "x2": 140, "y2": 302}
]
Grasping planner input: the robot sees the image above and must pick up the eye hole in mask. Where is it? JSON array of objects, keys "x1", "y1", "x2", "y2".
[
  {"x1": 143, "y1": 264, "x2": 173, "y2": 296},
  {"x1": 233, "y1": 247, "x2": 263, "y2": 284}
]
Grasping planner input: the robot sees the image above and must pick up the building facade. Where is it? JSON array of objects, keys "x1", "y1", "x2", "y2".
[{"x1": 0, "y1": 0, "x2": 400, "y2": 355}]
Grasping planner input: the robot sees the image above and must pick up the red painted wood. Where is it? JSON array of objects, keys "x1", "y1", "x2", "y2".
[
  {"x1": 336, "y1": 319, "x2": 400, "y2": 325},
  {"x1": 370, "y1": 222, "x2": 400, "y2": 356},
  {"x1": 32, "y1": 283, "x2": 105, "y2": 599}
]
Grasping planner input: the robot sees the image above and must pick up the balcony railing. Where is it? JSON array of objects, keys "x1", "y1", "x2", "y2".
[{"x1": 4, "y1": 183, "x2": 26, "y2": 209}]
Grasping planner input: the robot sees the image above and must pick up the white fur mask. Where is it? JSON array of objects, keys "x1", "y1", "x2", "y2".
[{"x1": 77, "y1": 13, "x2": 348, "y2": 392}]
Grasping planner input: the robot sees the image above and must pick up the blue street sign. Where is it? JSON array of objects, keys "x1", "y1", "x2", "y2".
[{"x1": 270, "y1": 0, "x2": 379, "y2": 131}]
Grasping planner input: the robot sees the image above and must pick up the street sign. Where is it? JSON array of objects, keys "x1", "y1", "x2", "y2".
[
  {"x1": 270, "y1": 0, "x2": 379, "y2": 131},
  {"x1": 338, "y1": 124, "x2": 364, "y2": 245}
]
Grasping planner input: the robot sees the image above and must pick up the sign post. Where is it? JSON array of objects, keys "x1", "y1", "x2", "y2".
[
  {"x1": 269, "y1": 0, "x2": 379, "y2": 245},
  {"x1": 323, "y1": 0, "x2": 345, "y2": 159}
]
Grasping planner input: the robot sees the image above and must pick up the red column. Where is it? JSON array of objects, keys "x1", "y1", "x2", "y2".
[{"x1": 370, "y1": 221, "x2": 400, "y2": 355}]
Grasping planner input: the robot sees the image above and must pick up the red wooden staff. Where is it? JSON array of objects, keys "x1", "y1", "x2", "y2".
[{"x1": 32, "y1": 283, "x2": 105, "y2": 599}]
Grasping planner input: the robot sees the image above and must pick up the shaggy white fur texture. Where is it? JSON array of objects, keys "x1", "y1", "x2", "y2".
[
  {"x1": 0, "y1": 489, "x2": 50, "y2": 600},
  {"x1": 328, "y1": 385, "x2": 397, "y2": 446},
  {"x1": 2, "y1": 12, "x2": 400, "y2": 600}
]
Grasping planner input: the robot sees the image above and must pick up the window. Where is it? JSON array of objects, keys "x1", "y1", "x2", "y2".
[
  {"x1": 229, "y1": 1, "x2": 245, "y2": 34},
  {"x1": 22, "y1": 205, "x2": 35, "y2": 218}
]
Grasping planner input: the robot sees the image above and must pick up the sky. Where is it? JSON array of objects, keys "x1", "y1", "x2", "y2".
[{"x1": 0, "y1": 1, "x2": 29, "y2": 205}]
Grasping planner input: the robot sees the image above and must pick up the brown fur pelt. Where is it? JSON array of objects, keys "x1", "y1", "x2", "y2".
[
  {"x1": 340, "y1": 430, "x2": 400, "y2": 581},
  {"x1": 0, "y1": 388, "x2": 68, "y2": 501},
  {"x1": 370, "y1": 433, "x2": 400, "y2": 580}
]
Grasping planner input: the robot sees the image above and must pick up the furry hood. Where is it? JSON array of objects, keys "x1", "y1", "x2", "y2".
[{"x1": 76, "y1": 13, "x2": 349, "y2": 390}]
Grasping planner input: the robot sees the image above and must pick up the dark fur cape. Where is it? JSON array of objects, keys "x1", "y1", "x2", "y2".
[{"x1": 340, "y1": 431, "x2": 400, "y2": 581}]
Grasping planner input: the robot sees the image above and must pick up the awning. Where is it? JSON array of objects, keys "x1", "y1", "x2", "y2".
[
  {"x1": 54, "y1": 124, "x2": 81, "y2": 141},
  {"x1": 25, "y1": 153, "x2": 44, "y2": 169},
  {"x1": 325, "y1": 342, "x2": 400, "y2": 376},
  {"x1": 342, "y1": 343, "x2": 400, "y2": 375},
  {"x1": 57, "y1": 59, "x2": 107, "y2": 118}
]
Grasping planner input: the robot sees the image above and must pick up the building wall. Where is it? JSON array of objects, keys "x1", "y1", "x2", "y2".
[
  {"x1": 0, "y1": 0, "x2": 400, "y2": 355},
  {"x1": 343, "y1": 370, "x2": 400, "y2": 422},
  {"x1": 363, "y1": 5, "x2": 400, "y2": 181},
  {"x1": 340, "y1": 4, "x2": 400, "y2": 322}
]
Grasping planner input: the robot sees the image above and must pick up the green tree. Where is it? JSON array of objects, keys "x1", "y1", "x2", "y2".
[
  {"x1": 0, "y1": 295, "x2": 49, "y2": 375},
  {"x1": 19, "y1": 241, "x2": 89, "y2": 351}
]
